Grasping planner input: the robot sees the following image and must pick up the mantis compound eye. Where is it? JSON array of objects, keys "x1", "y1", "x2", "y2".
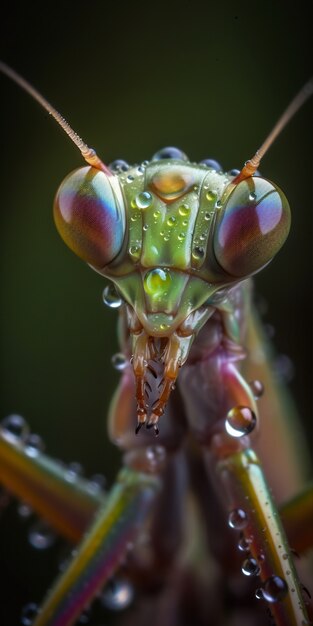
[
  {"x1": 213, "y1": 177, "x2": 291, "y2": 277},
  {"x1": 54, "y1": 166, "x2": 125, "y2": 268}
]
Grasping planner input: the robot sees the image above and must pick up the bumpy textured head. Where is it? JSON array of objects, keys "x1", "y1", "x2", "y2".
[{"x1": 54, "y1": 149, "x2": 290, "y2": 337}]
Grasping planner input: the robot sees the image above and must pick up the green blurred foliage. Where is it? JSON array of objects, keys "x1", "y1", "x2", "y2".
[{"x1": 0, "y1": 1, "x2": 312, "y2": 623}]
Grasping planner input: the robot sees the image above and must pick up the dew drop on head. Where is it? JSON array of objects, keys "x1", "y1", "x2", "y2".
[{"x1": 103, "y1": 285, "x2": 123, "y2": 309}]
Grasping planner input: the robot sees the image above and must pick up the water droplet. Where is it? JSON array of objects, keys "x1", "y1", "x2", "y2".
[
  {"x1": 167, "y1": 216, "x2": 176, "y2": 227},
  {"x1": 144, "y1": 268, "x2": 172, "y2": 297},
  {"x1": 163, "y1": 234, "x2": 170, "y2": 241},
  {"x1": 242, "y1": 557, "x2": 260, "y2": 577},
  {"x1": 102, "y1": 285, "x2": 123, "y2": 308},
  {"x1": 178, "y1": 204, "x2": 190, "y2": 217},
  {"x1": 77, "y1": 608, "x2": 91, "y2": 623},
  {"x1": 101, "y1": 578, "x2": 135, "y2": 611},
  {"x1": 206, "y1": 190, "x2": 217, "y2": 202},
  {"x1": 238, "y1": 535, "x2": 251, "y2": 552},
  {"x1": 249, "y1": 192, "x2": 257, "y2": 201},
  {"x1": 134, "y1": 191, "x2": 153, "y2": 209},
  {"x1": 109, "y1": 159, "x2": 129, "y2": 173},
  {"x1": 129, "y1": 244, "x2": 141, "y2": 259},
  {"x1": 225, "y1": 406, "x2": 257, "y2": 437},
  {"x1": 152, "y1": 146, "x2": 188, "y2": 161},
  {"x1": 262, "y1": 576, "x2": 288, "y2": 602},
  {"x1": 200, "y1": 158, "x2": 222, "y2": 171},
  {"x1": 215, "y1": 200, "x2": 222, "y2": 209},
  {"x1": 255, "y1": 588, "x2": 264, "y2": 600},
  {"x1": 228, "y1": 508, "x2": 248, "y2": 530},
  {"x1": 249, "y1": 380, "x2": 264, "y2": 399},
  {"x1": 137, "y1": 165, "x2": 145, "y2": 173},
  {"x1": 192, "y1": 246, "x2": 204, "y2": 260},
  {"x1": 143, "y1": 224, "x2": 149, "y2": 231},
  {"x1": 21, "y1": 603, "x2": 38, "y2": 625},
  {"x1": 178, "y1": 232, "x2": 186, "y2": 241},
  {"x1": 1, "y1": 414, "x2": 29, "y2": 442},
  {"x1": 160, "y1": 323, "x2": 169, "y2": 331},
  {"x1": 228, "y1": 168, "x2": 240, "y2": 176},
  {"x1": 88, "y1": 473, "x2": 107, "y2": 493},
  {"x1": 18, "y1": 502, "x2": 33, "y2": 519},
  {"x1": 153, "y1": 210, "x2": 160, "y2": 219},
  {"x1": 28, "y1": 521, "x2": 56, "y2": 550},
  {"x1": 204, "y1": 211, "x2": 211, "y2": 220},
  {"x1": 127, "y1": 175, "x2": 134, "y2": 182},
  {"x1": 65, "y1": 462, "x2": 83, "y2": 483},
  {"x1": 274, "y1": 354, "x2": 295, "y2": 383},
  {"x1": 111, "y1": 353, "x2": 128, "y2": 371},
  {"x1": 25, "y1": 433, "x2": 45, "y2": 457}
]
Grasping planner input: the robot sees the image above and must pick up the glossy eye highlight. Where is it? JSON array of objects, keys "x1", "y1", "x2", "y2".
[
  {"x1": 213, "y1": 177, "x2": 291, "y2": 277},
  {"x1": 54, "y1": 166, "x2": 125, "y2": 268}
]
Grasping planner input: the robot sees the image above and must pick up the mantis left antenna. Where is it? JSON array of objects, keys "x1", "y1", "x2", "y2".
[{"x1": 0, "y1": 61, "x2": 112, "y2": 176}]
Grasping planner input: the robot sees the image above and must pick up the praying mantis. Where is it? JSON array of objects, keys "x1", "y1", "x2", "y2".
[{"x1": 0, "y1": 61, "x2": 312, "y2": 626}]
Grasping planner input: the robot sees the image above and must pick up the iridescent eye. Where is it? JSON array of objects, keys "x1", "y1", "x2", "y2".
[
  {"x1": 54, "y1": 166, "x2": 125, "y2": 269},
  {"x1": 200, "y1": 158, "x2": 222, "y2": 171},
  {"x1": 152, "y1": 146, "x2": 189, "y2": 161},
  {"x1": 213, "y1": 177, "x2": 291, "y2": 277}
]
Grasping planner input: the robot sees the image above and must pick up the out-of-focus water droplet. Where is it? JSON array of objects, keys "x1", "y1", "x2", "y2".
[
  {"x1": 249, "y1": 380, "x2": 264, "y2": 400},
  {"x1": 101, "y1": 578, "x2": 134, "y2": 611},
  {"x1": 134, "y1": 191, "x2": 153, "y2": 209},
  {"x1": 152, "y1": 147, "x2": 188, "y2": 161},
  {"x1": 274, "y1": 354, "x2": 295, "y2": 383},
  {"x1": 200, "y1": 158, "x2": 222, "y2": 171},
  {"x1": 111, "y1": 353, "x2": 128, "y2": 371},
  {"x1": 225, "y1": 406, "x2": 257, "y2": 437},
  {"x1": 88, "y1": 473, "x2": 107, "y2": 494},
  {"x1": 28, "y1": 521, "x2": 56, "y2": 550},
  {"x1": 241, "y1": 557, "x2": 260, "y2": 577},
  {"x1": 228, "y1": 508, "x2": 248, "y2": 530},
  {"x1": 77, "y1": 608, "x2": 91, "y2": 623},
  {"x1": 1, "y1": 414, "x2": 29, "y2": 442},
  {"x1": 255, "y1": 588, "x2": 264, "y2": 600},
  {"x1": 228, "y1": 168, "x2": 240, "y2": 176},
  {"x1": 25, "y1": 433, "x2": 45, "y2": 457},
  {"x1": 18, "y1": 502, "x2": 33, "y2": 519},
  {"x1": 65, "y1": 462, "x2": 83, "y2": 483},
  {"x1": 238, "y1": 535, "x2": 251, "y2": 552},
  {"x1": 109, "y1": 159, "x2": 129, "y2": 173},
  {"x1": 262, "y1": 575, "x2": 288, "y2": 602},
  {"x1": 127, "y1": 175, "x2": 134, "y2": 182},
  {"x1": 103, "y1": 285, "x2": 123, "y2": 308},
  {"x1": 21, "y1": 603, "x2": 38, "y2": 625}
]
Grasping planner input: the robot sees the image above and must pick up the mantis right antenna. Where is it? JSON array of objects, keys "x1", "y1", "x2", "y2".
[{"x1": 233, "y1": 77, "x2": 313, "y2": 184}]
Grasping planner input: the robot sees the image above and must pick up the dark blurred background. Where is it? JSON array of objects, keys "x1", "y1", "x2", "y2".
[{"x1": 0, "y1": 1, "x2": 312, "y2": 624}]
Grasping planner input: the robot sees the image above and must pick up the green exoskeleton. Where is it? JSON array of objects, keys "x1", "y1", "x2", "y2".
[{"x1": 0, "y1": 61, "x2": 312, "y2": 626}]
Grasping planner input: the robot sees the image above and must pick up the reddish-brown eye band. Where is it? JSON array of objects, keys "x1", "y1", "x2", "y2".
[
  {"x1": 213, "y1": 177, "x2": 291, "y2": 277},
  {"x1": 54, "y1": 166, "x2": 125, "y2": 268}
]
